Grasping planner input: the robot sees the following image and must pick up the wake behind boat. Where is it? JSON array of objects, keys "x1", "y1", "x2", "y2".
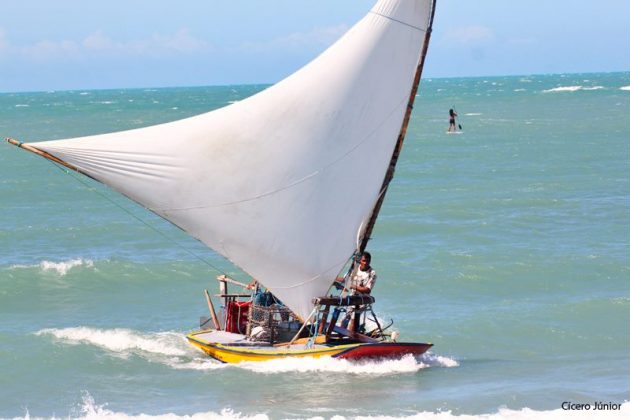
[{"x1": 6, "y1": 0, "x2": 437, "y2": 363}]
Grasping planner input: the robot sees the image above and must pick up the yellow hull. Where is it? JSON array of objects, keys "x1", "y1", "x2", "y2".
[
  {"x1": 186, "y1": 329, "x2": 433, "y2": 363},
  {"x1": 186, "y1": 330, "x2": 362, "y2": 363}
]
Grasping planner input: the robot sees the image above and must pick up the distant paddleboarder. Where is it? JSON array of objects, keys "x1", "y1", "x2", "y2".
[{"x1": 448, "y1": 108, "x2": 458, "y2": 132}]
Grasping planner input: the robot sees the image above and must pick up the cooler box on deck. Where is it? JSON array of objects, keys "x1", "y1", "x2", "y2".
[{"x1": 225, "y1": 301, "x2": 251, "y2": 334}]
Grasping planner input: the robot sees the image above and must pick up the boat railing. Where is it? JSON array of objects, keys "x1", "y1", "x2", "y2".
[
  {"x1": 312, "y1": 295, "x2": 375, "y2": 307},
  {"x1": 312, "y1": 294, "x2": 377, "y2": 341}
]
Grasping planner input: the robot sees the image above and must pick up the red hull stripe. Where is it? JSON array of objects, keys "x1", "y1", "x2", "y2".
[{"x1": 333, "y1": 342, "x2": 433, "y2": 360}]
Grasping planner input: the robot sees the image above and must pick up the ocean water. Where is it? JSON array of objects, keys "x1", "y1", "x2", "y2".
[{"x1": 1, "y1": 72, "x2": 629, "y2": 419}]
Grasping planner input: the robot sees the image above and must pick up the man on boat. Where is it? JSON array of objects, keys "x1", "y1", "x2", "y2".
[
  {"x1": 334, "y1": 252, "x2": 377, "y2": 332},
  {"x1": 247, "y1": 279, "x2": 282, "y2": 307},
  {"x1": 343, "y1": 252, "x2": 377, "y2": 296}
]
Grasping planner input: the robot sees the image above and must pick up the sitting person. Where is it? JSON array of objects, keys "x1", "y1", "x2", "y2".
[{"x1": 247, "y1": 279, "x2": 282, "y2": 307}]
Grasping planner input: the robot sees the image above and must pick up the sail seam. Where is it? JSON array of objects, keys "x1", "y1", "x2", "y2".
[
  {"x1": 158, "y1": 95, "x2": 409, "y2": 212},
  {"x1": 368, "y1": 11, "x2": 427, "y2": 33},
  {"x1": 269, "y1": 256, "x2": 352, "y2": 290}
]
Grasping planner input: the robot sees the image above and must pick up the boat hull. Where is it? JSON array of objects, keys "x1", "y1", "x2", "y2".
[
  {"x1": 186, "y1": 330, "x2": 432, "y2": 363},
  {"x1": 333, "y1": 342, "x2": 433, "y2": 360}
]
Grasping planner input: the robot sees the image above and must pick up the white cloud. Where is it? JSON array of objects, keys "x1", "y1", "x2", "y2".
[
  {"x1": 240, "y1": 24, "x2": 349, "y2": 53},
  {"x1": 80, "y1": 28, "x2": 212, "y2": 57},
  {"x1": 443, "y1": 25, "x2": 494, "y2": 46},
  {"x1": 153, "y1": 28, "x2": 211, "y2": 54},
  {"x1": 22, "y1": 40, "x2": 80, "y2": 60},
  {"x1": 82, "y1": 31, "x2": 114, "y2": 51},
  {"x1": 5, "y1": 29, "x2": 212, "y2": 62},
  {"x1": 86, "y1": 28, "x2": 213, "y2": 56}
]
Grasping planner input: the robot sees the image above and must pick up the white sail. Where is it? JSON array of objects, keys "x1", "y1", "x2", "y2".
[{"x1": 15, "y1": 0, "x2": 434, "y2": 320}]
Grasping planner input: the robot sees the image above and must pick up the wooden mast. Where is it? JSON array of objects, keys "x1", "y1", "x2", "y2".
[
  {"x1": 6, "y1": 137, "x2": 97, "y2": 181},
  {"x1": 358, "y1": 0, "x2": 437, "y2": 253}
]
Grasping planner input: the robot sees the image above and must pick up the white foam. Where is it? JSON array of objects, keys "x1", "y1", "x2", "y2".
[
  {"x1": 33, "y1": 326, "x2": 458, "y2": 374},
  {"x1": 421, "y1": 352, "x2": 460, "y2": 368},
  {"x1": 358, "y1": 404, "x2": 630, "y2": 420},
  {"x1": 233, "y1": 352, "x2": 457, "y2": 375},
  {"x1": 9, "y1": 393, "x2": 629, "y2": 420},
  {"x1": 35, "y1": 326, "x2": 227, "y2": 371},
  {"x1": 464, "y1": 113, "x2": 482, "y2": 116},
  {"x1": 543, "y1": 86, "x2": 583, "y2": 92},
  {"x1": 40, "y1": 258, "x2": 94, "y2": 275},
  {"x1": 543, "y1": 85, "x2": 604, "y2": 93},
  {"x1": 9, "y1": 258, "x2": 94, "y2": 275},
  {"x1": 611, "y1": 296, "x2": 630, "y2": 304},
  {"x1": 62, "y1": 391, "x2": 270, "y2": 419},
  {"x1": 234, "y1": 353, "x2": 421, "y2": 375},
  {"x1": 620, "y1": 86, "x2": 630, "y2": 91},
  {"x1": 37, "y1": 327, "x2": 185, "y2": 356}
]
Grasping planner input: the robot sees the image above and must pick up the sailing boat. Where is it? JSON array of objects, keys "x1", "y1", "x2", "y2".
[{"x1": 7, "y1": 0, "x2": 436, "y2": 363}]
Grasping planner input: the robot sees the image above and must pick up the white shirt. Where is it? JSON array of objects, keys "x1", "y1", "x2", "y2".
[{"x1": 344, "y1": 265, "x2": 376, "y2": 296}]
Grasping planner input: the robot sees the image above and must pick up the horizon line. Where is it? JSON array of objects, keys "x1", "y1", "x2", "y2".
[{"x1": 2, "y1": 69, "x2": 628, "y2": 95}]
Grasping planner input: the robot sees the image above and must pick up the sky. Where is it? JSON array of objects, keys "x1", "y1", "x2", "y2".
[{"x1": 1, "y1": 0, "x2": 629, "y2": 92}]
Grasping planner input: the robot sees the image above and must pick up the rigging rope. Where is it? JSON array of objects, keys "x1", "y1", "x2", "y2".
[
  {"x1": 48, "y1": 161, "x2": 230, "y2": 278},
  {"x1": 306, "y1": 306, "x2": 321, "y2": 349}
]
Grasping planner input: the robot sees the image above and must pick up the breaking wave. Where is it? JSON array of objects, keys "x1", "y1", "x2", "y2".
[
  {"x1": 34, "y1": 327, "x2": 218, "y2": 370},
  {"x1": 543, "y1": 85, "x2": 604, "y2": 93},
  {"x1": 6, "y1": 391, "x2": 629, "y2": 420},
  {"x1": 10, "y1": 258, "x2": 94, "y2": 276}
]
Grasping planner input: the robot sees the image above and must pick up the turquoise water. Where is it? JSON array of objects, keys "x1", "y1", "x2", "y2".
[{"x1": 1, "y1": 73, "x2": 629, "y2": 419}]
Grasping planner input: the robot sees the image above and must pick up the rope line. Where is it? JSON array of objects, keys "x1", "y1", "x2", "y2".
[
  {"x1": 368, "y1": 11, "x2": 427, "y2": 32},
  {"x1": 306, "y1": 306, "x2": 321, "y2": 349},
  {"x1": 48, "y1": 161, "x2": 229, "y2": 277}
]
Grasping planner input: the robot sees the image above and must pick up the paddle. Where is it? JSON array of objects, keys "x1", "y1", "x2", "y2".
[{"x1": 453, "y1": 107, "x2": 463, "y2": 131}]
